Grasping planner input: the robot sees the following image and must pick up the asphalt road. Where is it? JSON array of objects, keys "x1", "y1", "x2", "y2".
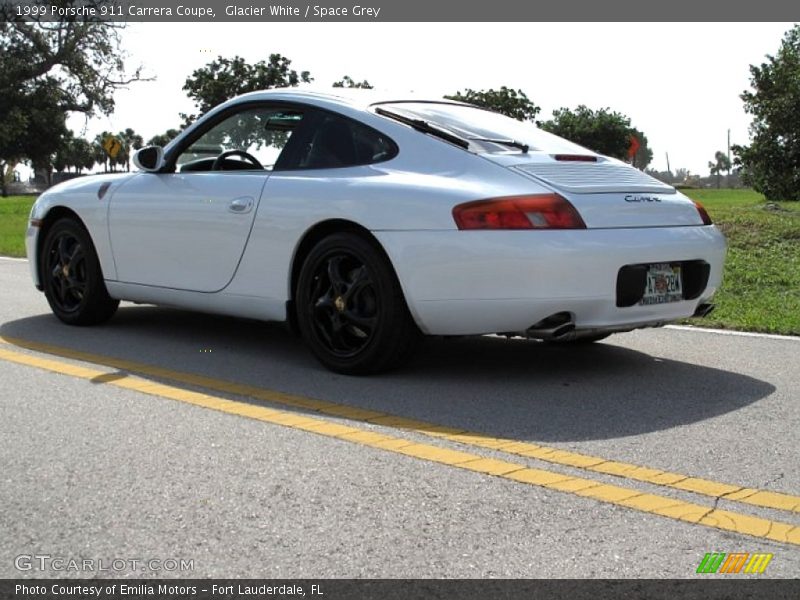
[{"x1": 0, "y1": 257, "x2": 798, "y2": 579}]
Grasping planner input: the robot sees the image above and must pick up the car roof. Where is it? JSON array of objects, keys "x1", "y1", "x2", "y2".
[{"x1": 227, "y1": 87, "x2": 462, "y2": 112}]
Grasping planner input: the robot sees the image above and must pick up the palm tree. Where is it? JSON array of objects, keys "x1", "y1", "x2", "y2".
[
  {"x1": 709, "y1": 151, "x2": 732, "y2": 189},
  {"x1": 118, "y1": 128, "x2": 144, "y2": 172},
  {"x1": 93, "y1": 132, "x2": 111, "y2": 173}
]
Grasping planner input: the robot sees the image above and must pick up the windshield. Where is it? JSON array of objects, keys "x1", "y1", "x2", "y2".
[{"x1": 376, "y1": 102, "x2": 592, "y2": 155}]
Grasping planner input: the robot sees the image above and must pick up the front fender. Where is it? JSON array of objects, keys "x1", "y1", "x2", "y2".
[{"x1": 27, "y1": 173, "x2": 135, "y2": 289}]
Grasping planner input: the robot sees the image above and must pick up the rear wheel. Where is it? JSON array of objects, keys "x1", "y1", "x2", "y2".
[
  {"x1": 295, "y1": 233, "x2": 420, "y2": 375},
  {"x1": 40, "y1": 218, "x2": 119, "y2": 326}
]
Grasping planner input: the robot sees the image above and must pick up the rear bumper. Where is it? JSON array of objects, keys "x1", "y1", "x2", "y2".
[{"x1": 374, "y1": 225, "x2": 726, "y2": 335}]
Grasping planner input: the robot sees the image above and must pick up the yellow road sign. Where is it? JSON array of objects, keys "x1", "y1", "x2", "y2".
[{"x1": 102, "y1": 136, "x2": 123, "y2": 159}]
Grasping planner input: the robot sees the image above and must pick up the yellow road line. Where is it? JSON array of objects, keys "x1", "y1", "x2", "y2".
[
  {"x1": 0, "y1": 343, "x2": 798, "y2": 547},
  {"x1": 2, "y1": 335, "x2": 800, "y2": 517}
]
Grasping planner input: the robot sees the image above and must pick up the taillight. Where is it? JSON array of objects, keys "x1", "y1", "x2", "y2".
[
  {"x1": 453, "y1": 194, "x2": 586, "y2": 230},
  {"x1": 693, "y1": 200, "x2": 713, "y2": 225}
]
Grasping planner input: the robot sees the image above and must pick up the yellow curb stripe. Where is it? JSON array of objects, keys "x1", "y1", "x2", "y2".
[
  {"x1": 395, "y1": 444, "x2": 478, "y2": 465},
  {"x1": 336, "y1": 430, "x2": 390, "y2": 444},
  {"x1": 1, "y1": 335, "x2": 799, "y2": 517},
  {"x1": 0, "y1": 344, "x2": 798, "y2": 548},
  {"x1": 618, "y1": 494, "x2": 687, "y2": 513},
  {"x1": 724, "y1": 489, "x2": 800, "y2": 513},
  {"x1": 671, "y1": 477, "x2": 741, "y2": 497},
  {"x1": 549, "y1": 478, "x2": 605, "y2": 493},
  {"x1": 458, "y1": 458, "x2": 527, "y2": 477},
  {"x1": 505, "y1": 469, "x2": 572, "y2": 487}
]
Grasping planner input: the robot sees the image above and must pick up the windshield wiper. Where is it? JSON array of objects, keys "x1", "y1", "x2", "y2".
[
  {"x1": 374, "y1": 107, "x2": 469, "y2": 149},
  {"x1": 468, "y1": 138, "x2": 529, "y2": 153}
]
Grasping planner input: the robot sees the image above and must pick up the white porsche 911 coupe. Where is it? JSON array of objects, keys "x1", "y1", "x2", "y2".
[{"x1": 27, "y1": 89, "x2": 726, "y2": 374}]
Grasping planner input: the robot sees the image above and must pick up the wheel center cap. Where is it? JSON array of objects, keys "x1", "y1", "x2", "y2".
[
  {"x1": 62, "y1": 265, "x2": 70, "y2": 278},
  {"x1": 334, "y1": 296, "x2": 346, "y2": 313}
]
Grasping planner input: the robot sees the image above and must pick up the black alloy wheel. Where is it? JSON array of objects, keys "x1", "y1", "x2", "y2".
[
  {"x1": 309, "y1": 253, "x2": 378, "y2": 357},
  {"x1": 296, "y1": 233, "x2": 420, "y2": 374},
  {"x1": 41, "y1": 218, "x2": 119, "y2": 325}
]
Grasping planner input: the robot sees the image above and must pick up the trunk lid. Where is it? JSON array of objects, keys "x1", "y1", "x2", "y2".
[{"x1": 484, "y1": 153, "x2": 703, "y2": 228}]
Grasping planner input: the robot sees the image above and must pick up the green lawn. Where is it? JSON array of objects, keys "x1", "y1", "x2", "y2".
[
  {"x1": 1, "y1": 189, "x2": 799, "y2": 335},
  {"x1": 681, "y1": 188, "x2": 800, "y2": 335},
  {"x1": 0, "y1": 195, "x2": 34, "y2": 258}
]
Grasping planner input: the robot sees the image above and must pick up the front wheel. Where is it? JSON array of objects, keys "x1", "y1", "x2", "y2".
[
  {"x1": 40, "y1": 218, "x2": 119, "y2": 326},
  {"x1": 295, "y1": 233, "x2": 420, "y2": 375}
]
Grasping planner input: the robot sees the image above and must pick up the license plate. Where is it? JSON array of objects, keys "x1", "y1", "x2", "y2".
[{"x1": 639, "y1": 263, "x2": 682, "y2": 305}]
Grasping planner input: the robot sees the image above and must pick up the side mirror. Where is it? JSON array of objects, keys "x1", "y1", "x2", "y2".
[{"x1": 133, "y1": 146, "x2": 164, "y2": 172}]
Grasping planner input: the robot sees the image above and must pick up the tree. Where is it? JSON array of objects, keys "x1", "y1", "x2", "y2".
[
  {"x1": 733, "y1": 25, "x2": 800, "y2": 200},
  {"x1": 445, "y1": 87, "x2": 540, "y2": 122},
  {"x1": 0, "y1": 10, "x2": 145, "y2": 194},
  {"x1": 2, "y1": 163, "x2": 16, "y2": 191},
  {"x1": 674, "y1": 168, "x2": 690, "y2": 184},
  {"x1": 709, "y1": 150, "x2": 732, "y2": 189},
  {"x1": 147, "y1": 129, "x2": 181, "y2": 148},
  {"x1": 118, "y1": 128, "x2": 144, "y2": 172},
  {"x1": 181, "y1": 54, "x2": 312, "y2": 125},
  {"x1": 93, "y1": 132, "x2": 112, "y2": 173},
  {"x1": 52, "y1": 130, "x2": 75, "y2": 173},
  {"x1": 646, "y1": 168, "x2": 675, "y2": 184},
  {"x1": 629, "y1": 128, "x2": 653, "y2": 171},
  {"x1": 70, "y1": 138, "x2": 95, "y2": 174},
  {"x1": 53, "y1": 131, "x2": 95, "y2": 175},
  {"x1": 0, "y1": 79, "x2": 68, "y2": 191},
  {"x1": 333, "y1": 75, "x2": 373, "y2": 89},
  {"x1": 540, "y1": 105, "x2": 651, "y2": 168},
  {"x1": 540, "y1": 106, "x2": 629, "y2": 157}
]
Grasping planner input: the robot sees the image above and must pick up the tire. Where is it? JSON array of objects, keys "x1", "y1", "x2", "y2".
[
  {"x1": 295, "y1": 232, "x2": 420, "y2": 375},
  {"x1": 40, "y1": 218, "x2": 119, "y2": 326}
]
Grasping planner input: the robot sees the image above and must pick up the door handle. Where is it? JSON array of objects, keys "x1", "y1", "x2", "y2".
[{"x1": 228, "y1": 196, "x2": 254, "y2": 214}]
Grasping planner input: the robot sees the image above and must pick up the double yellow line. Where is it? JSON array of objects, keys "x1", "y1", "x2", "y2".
[{"x1": 0, "y1": 334, "x2": 798, "y2": 547}]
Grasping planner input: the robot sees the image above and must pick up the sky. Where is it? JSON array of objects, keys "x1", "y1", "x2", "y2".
[{"x1": 68, "y1": 21, "x2": 794, "y2": 176}]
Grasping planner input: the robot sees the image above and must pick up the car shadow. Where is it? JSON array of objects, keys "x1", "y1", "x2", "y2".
[
  {"x1": 0, "y1": 305, "x2": 776, "y2": 444},
  {"x1": 402, "y1": 335, "x2": 775, "y2": 442}
]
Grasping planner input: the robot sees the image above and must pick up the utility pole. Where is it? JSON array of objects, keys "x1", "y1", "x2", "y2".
[
  {"x1": 727, "y1": 129, "x2": 731, "y2": 169},
  {"x1": 666, "y1": 152, "x2": 671, "y2": 174},
  {"x1": 727, "y1": 129, "x2": 732, "y2": 187}
]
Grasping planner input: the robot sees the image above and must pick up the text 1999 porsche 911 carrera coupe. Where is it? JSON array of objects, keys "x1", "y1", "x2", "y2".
[{"x1": 27, "y1": 89, "x2": 726, "y2": 374}]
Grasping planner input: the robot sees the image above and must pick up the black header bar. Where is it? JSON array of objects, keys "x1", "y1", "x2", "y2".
[{"x1": 2, "y1": 0, "x2": 799, "y2": 21}]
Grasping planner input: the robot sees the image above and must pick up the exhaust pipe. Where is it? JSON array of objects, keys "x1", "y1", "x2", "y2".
[
  {"x1": 526, "y1": 312, "x2": 576, "y2": 340},
  {"x1": 693, "y1": 303, "x2": 715, "y2": 318}
]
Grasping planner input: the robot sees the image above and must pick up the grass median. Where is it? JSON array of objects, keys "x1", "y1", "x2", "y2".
[
  {"x1": 682, "y1": 189, "x2": 800, "y2": 335},
  {"x1": 0, "y1": 195, "x2": 33, "y2": 258},
  {"x1": 1, "y1": 189, "x2": 798, "y2": 335}
]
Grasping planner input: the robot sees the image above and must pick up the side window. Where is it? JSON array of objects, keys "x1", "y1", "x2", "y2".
[
  {"x1": 176, "y1": 107, "x2": 305, "y2": 172},
  {"x1": 297, "y1": 112, "x2": 396, "y2": 170}
]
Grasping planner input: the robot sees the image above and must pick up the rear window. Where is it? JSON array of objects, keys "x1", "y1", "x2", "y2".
[{"x1": 376, "y1": 101, "x2": 590, "y2": 155}]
